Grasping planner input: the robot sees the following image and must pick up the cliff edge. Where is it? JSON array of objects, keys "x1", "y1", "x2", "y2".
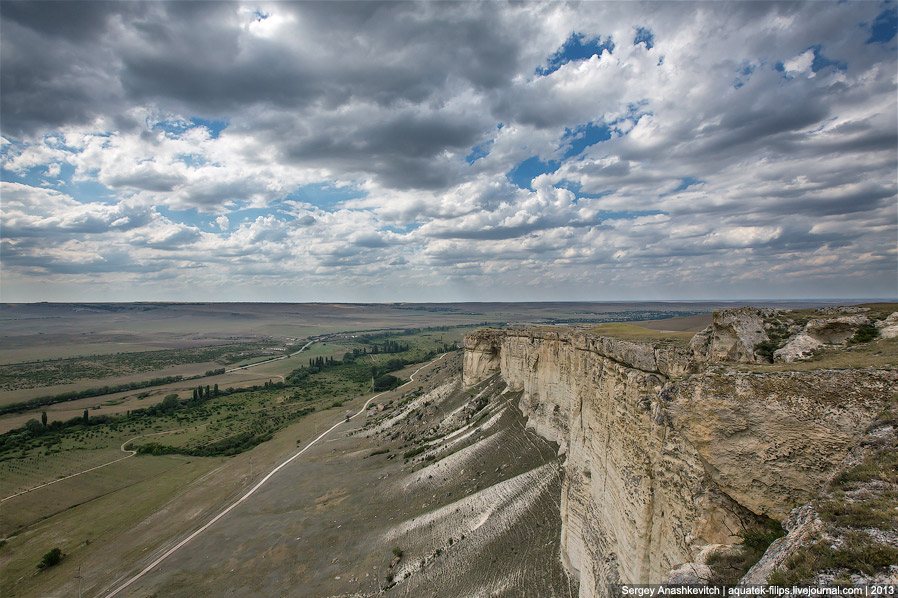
[{"x1": 463, "y1": 305, "x2": 898, "y2": 596}]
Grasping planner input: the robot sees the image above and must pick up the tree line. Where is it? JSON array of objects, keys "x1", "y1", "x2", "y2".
[{"x1": 0, "y1": 375, "x2": 185, "y2": 417}]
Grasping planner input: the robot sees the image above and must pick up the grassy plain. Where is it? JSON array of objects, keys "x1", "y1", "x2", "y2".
[
  {"x1": 586, "y1": 322, "x2": 697, "y2": 346},
  {"x1": 0, "y1": 352, "x2": 459, "y2": 598}
]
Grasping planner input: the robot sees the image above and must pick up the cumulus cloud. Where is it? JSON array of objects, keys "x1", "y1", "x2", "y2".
[{"x1": 0, "y1": 1, "x2": 895, "y2": 301}]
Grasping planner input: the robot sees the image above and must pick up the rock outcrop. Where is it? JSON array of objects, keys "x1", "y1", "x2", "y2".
[
  {"x1": 775, "y1": 315, "x2": 872, "y2": 362},
  {"x1": 689, "y1": 307, "x2": 772, "y2": 364},
  {"x1": 876, "y1": 311, "x2": 898, "y2": 339},
  {"x1": 463, "y1": 308, "x2": 897, "y2": 597}
]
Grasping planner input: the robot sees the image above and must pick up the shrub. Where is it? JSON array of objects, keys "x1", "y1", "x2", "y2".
[
  {"x1": 392, "y1": 546, "x2": 403, "y2": 558},
  {"x1": 768, "y1": 532, "x2": 898, "y2": 585},
  {"x1": 403, "y1": 446, "x2": 426, "y2": 459},
  {"x1": 707, "y1": 518, "x2": 784, "y2": 585},
  {"x1": 848, "y1": 324, "x2": 879, "y2": 345},
  {"x1": 373, "y1": 374, "x2": 401, "y2": 391},
  {"x1": 754, "y1": 340, "x2": 780, "y2": 362}
]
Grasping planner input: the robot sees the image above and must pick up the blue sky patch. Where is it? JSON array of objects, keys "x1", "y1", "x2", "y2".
[
  {"x1": 598, "y1": 209, "x2": 664, "y2": 221},
  {"x1": 562, "y1": 122, "x2": 612, "y2": 158},
  {"x1": 733, "y1": 63, "x2": 756, "y2": 88},
  {"x1": 190, "y1": 117, "x2": 229, "y2": 139},
  {"x1": 466, "y1": 140, "x2": 494, "y2": 164},
  {"x1": 150, "y1": 117, "x2": 229, "y2": 139},
  {"x1": 633, "y1": 27, "x2": 654, "y2": 49},
  {"x1": 507, "y1": 156, "x2": 560, "y2": 190},
  {"x1": 556, "y1": 180, "x2": 614, "y2": 203},
  {"x1": 537, "y1": 32, "x2": 615, "y2": 76},
  {"x1": 285, "y1": 182, "x2": 366, "y2": 209},
  {"x1": 809, "y1": 45, "x2": 847, "y2": 72},
  {"x1": 176, "y1": 153, "x2": 209, "y2": 168},
  {"x1": 1, "y1": 163, "x2": 118, "y2": 205},
  {"x1": 226, "y1": 205, "x2": 291, "y2": 226},
  {"x1": 157, "y1": 206, "x2": 214, "y2": 229},
  {"x1": 665, "y1": 177, "x2": 703, "y2": 195},
  {"x1": 867, "y1": 5, "x2": 898, "y2": 43}
]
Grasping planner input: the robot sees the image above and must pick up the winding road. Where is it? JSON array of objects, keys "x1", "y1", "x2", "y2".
[
  {"x1": 224, "y1": 339, "x2": 316, "y2": 373},
  {"x1": 0, "y1": 431, "x2": 174, "y2": 504},
  {"x1": 105, "y1": 352, "x2": 447, "y2": 598}
]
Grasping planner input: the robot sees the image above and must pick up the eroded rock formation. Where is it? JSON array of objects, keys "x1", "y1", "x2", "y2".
[{"x1": 463, "y1": 309, "x2": 897, "y2": 596}]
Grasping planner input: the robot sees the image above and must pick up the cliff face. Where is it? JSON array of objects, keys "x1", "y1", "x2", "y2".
[{"x1": 463, "y1": 320, "x2": 896, "y2": 596}]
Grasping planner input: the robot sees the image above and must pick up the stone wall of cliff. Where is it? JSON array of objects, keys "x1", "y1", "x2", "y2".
[{"x1": 463, "y1": 325, "x2": 897, "y2": 597}]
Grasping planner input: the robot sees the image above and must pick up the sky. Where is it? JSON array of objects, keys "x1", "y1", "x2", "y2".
[{"x1": 1, "y1": 1, "x2": 896, "y2": 303}]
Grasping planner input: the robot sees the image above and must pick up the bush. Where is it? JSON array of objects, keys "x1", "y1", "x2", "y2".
[
  {"x1": 848, "y1": 324, "x2": 879, "y2": 345},
  {"x1": 707, "y1": 518, "x2": 784, "y2": 585},
  {"x1": 403, "y1": 446, "x2": 426, "y2": 459},
  {"x1": 373, "y1": 374, "x2": 401, "y2": 391},
  {"x1": 38, "y1": 547, "x2": 63, "y2": 570},
  {"x1": 754, "y1": 340, "x2": 780, "y2": 363},
  {"x1": 392, "y1": 546, "x2": 403, "y2": 558},
  {"x1": 768, "y1": 532, "x2": 898, "y2": 585}
]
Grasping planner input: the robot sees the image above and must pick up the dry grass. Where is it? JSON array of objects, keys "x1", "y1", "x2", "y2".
[
  {"x1": 738, "y1": 337, "x2": 898, "y2": 372},
  {"x1": 626, "y1": 313, "x2": 712, "y2": 332},
  {"x1": 586, "y1": 322, "x2": 695, "y2": 346}
]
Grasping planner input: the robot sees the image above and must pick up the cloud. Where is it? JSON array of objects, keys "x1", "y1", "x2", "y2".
[{"x1": 0, "y1": 1, "x2": 895, "y2": 301}]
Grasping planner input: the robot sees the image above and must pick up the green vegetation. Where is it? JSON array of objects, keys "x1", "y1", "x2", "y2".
[
  {"x1": 768, "y1": 533, "x2": 898, "y2": 586},
  {"x1": 1, "y1": 329, "x2": 456, "y2": 465},
  {"x1": 0, "y1": 375, "x2": 185, "y2": 416},
  {"x1": 403, "y1": 446, "x2": 427, "y2": 459},
  {"x1": 37, "y1": 547, "x2": 63, "y2": 570},
  {"x1": 0, "y1": 342, "x2": 271, "y2": 392},
  {"x1": 767, "y1": 406, "x2": 898, "y2": 585},
  {"x1": 754, "y1": 340, "x2": 780, "y2": 363},
  {"x1": 392, "y1": 546, "x2": 404, "y2": 558},
  {"x1": 706, "y1": 518, "x2": 785, "y2": 585},
  {"x1": 373, "y1": 374, "x2": 401, "y2": 391},
  {"x1": 848, "y1": 324, "x2": 879, "y2": 345}
]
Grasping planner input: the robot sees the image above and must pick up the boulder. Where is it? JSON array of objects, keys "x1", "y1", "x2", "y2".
[
  {"x1": 875, "y1": 312, "x2": 898, "y2": 339},
  {"x1": 774, "y1": 332, "x2": 823, "y2": 363},
  {"x1": 804, "y1": 315, "x2": 871, "y2": 345},
  {"x1": 774, "y1": 315, "x2": 872, "y2": 363},
  {"x1": 690, "y1": 307, "x2": 771, "y2": 363}
]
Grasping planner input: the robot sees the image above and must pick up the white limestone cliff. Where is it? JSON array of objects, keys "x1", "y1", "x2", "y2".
[{"x1": 463, "y1": 315, "x2": 897, "y2": 597}]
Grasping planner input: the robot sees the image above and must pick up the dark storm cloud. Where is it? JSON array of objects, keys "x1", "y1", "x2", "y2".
[
  {"x1": 2, "y1": 1, "x2": 531, "y2": 191},
  {"x1": 0, "y1": 0, "x2": 126, "y2": 42},
  {"x1": 278, "y1": 111, "x2": 486, "y2": 189}
]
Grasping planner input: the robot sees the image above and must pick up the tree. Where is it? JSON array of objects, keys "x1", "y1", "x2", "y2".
[
  {"x1": 193, "y1": 388, "x2": 199, "y2": 401},
  {"x1": 213, "y1": 383, "x2": 219, "y2": 396},
  {"x1": 82, "y1": 409, "x2": 89, "y2": 425},
  {"x1": 38, "y1": 547, "x2": 63, "y2": 570},
  {"x1": 41, "y1": 411, "x2": 48, "y2": 426},
  {"x1": 161, "y1": 394, "x2": 179, "y2": 412}
]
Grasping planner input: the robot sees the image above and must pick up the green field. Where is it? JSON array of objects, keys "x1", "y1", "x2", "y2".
[
  {"x1": 0, "y1": 342, "x2": 272, "y2": 392},
  {"x1": 0, "y1": 329, "x2": 462, "y2": 530}
]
